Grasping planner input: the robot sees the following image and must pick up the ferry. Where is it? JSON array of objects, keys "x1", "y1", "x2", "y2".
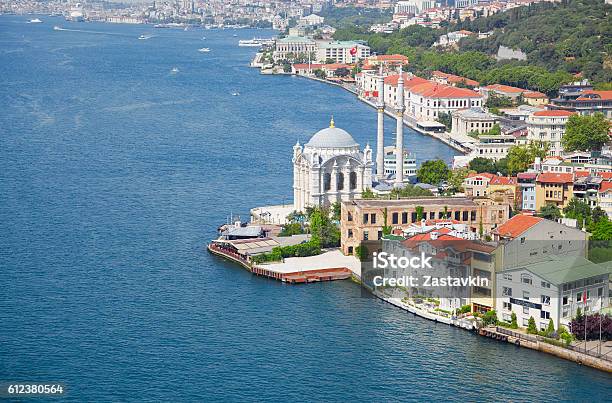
[
  {"x1": 28, "y1": 18, "x2": 43, "y2": 23},
  {"x1": 198, "y1": 47, "x2": 211, "y2": 53},
  {"x1": 238, "y1": 38, "x2": 275, "y2": 47}
]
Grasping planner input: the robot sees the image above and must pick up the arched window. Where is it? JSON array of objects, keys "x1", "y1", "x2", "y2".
[
  {"x1": 350, "y1": 172, "x2": 357, "y2": 190},
  {"x1": 337, "y1": 172, "x2": 344, "y2": 191},
  {"x1": 323, "y1": 173, "x2": 331, "y2": 191}
]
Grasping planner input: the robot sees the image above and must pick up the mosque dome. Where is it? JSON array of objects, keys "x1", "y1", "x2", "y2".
[{"x1": 305, "y1": 118, "x2": 358, "y2": 149}]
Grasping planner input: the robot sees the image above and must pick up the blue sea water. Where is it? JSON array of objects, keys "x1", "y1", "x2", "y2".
[{"x1": 0, "y1": 15, "x2": 610, "y2": 402}]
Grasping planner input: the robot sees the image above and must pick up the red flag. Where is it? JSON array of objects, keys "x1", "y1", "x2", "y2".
[{"x1": 350, "y1": 46, "x2": 357, "y2": 56}]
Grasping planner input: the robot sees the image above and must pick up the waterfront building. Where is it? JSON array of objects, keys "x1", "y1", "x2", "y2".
[
  {"x1": 383, "y1": 73, "x2": 428, "y2": 107},
  {"x1": 406, "y1": 82, "x2": 483, "y2": 121},
  {"x1": 273, "y1": 36, "x2": 316, "y2": 61},
  {"x1": 383, "y1": 146, "x2": 417, "y2": 180},
  {"x1": 526, "y1": 110, "x2": 575, "y2": 157},
  {"x1": 451, "y1": 107, "x2": 498, "y2": 137},
  {"x1": 535, "y1": 172, "x2": 574, "y2": 211},
  {"x1": 315, "y1": 40, "x2": 370, "y2": 64},
  {"x1": 340, "y1": 197, "x2": 511, "y2": 255},
  {"x1": 291, "y1": 63, "x2": 323, "y2": 75},
  {"x1": 472, "y1": 135, "x2": 517, "y2": 161},
  {"x1": 496, "y1": 255, "x2": 611, "y2": 330},
  {"x1": 292, "y1": 118, "x2": 373, "y2": 213}
]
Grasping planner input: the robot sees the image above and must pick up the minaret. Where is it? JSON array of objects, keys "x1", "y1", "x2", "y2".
[
  {"x1": 395, "y1": 66, "x2": 405, "y2": 187},
  {"x1": 375, "y1": 64, "x2": 385, "y2": 181}
]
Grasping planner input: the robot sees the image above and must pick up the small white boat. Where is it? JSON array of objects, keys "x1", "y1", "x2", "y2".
[
  {"x1": 198, "y1": 47, "x2": 211, "y2": 53},
  {"x1": 231, "y1": 92, "x2": 240, "y2": 96},
  {"x1": 138, "y1": 34, "x2": 151, "y2": 40},
  {"x1": 28, "y1": 18, "x2": 42, "y2": 23},
  {"x1": 171, "y1": 67, "x2": 179, "y2": 73},
  {"x1": 202, "y1": 36, "x2": 206, "y2": 40},
  {"x1": 53, "y1": 25, "x2": 62, "y2": 31},
  {"x1": 233, "y1": 34, "x2": 237, "y2": 37}
]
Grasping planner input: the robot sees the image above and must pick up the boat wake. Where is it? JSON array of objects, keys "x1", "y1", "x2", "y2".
[{"x1": 52, "y1": 26, "x2": 128, "y2": 36}]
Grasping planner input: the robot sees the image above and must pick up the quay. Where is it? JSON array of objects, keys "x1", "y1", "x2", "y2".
[{"x1": 208, "y1": 240, "x2": 358, "y2": 284}]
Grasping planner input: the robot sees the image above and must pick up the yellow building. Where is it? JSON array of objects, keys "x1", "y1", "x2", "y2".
[{"x1": 535, "y1": 172, "x2": 574, "y2": 210}]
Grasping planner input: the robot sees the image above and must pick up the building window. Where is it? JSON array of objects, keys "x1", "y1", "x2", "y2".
[
  {"x1": 392, "y1": 212, "x2": 399, "y2": 224},
  {"x1": 337, "y1": 172, "x2": 344, "y2": 191},
  {"x1": 562, "y1": 296, "x2": 568, "y2": 305},
  {"x1": 363, "y1": 214, "x2": 369, "y2": 224},
  {"x1": 540, "y1": 311, "x2": 550, "y2": 320},
  {"x1": 503, "y1": 302, "x2": 511, "y2": 311},
  {"x1": 502, "y1": 287, "x2": 512, "y2": 297},
  {"x1": 378, "y1": 231, "x2": 383, "y2": 240},
  {"x1": 503, "y1": 273, "x2": 512, "y2": 281},
  {"x1": 348, "y1": 229, "x2": 353, "y2": 238},
  {"x1": 347, "y1": 212, "x2": 353, "y2": 222},
  {"x1": 348, "y1": 246, "x2": 353, "y2": 254},
  {"x1": 522, "y1": 318, "x2": 529, "y2": 327},
  {"x1": 541, "y1": 281, "x2": 550, "y2": 288},
  {"x1": 523, "y1": 306, "x2": 529, "y2": 315},
  {"x1": 576, "y1": 292, "x2": 582, "y2": 302},
  {"x1": 363, "y1": 231, "x2": 369, "y2": 241},
  {"x1": 541, "y1": 295, "x2": 550, "y2": 305},
  {"x1": 523, "y1": 291, "x2": 530, "y2": 300},
  {"x1": 350, "y1": 172, "x2": 357, "y2": 190},
  {"x1": 371, "y1": 214, "x2": 377, "y2": 225},
  {"x1": 521, "y1": 274, "x2": 533, "y2": 285},
  {"x1": 402, "y1": 212, "x2": 408, "y2": 224},
  {"x1": 323, "y1": 173, "x2": 331, "y2": 191}
]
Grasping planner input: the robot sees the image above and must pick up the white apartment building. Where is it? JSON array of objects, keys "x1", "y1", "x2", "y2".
[
  {"x1": 496, "y1": 256, "x2": 610, "y2": 330},
  {"x1": 526, "y1": 110, "x2": 574, "y2": 157},
  {"x1": 394, "y1": 0, "x2": 438, "y2": 14},
  {"x1": 406, "y1": 82, "x2": 483, "y2": 121},
  {"x1": 315, "y1": 41, "x2": 370, "y2": 63},
  {"x1": 451, "y1": 107, "x2": 499, "y2": 137}
]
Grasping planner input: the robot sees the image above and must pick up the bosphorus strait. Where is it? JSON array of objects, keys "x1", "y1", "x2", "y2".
[{"x1": 1, "y1": 15, "x2": 610, "y2": 401}]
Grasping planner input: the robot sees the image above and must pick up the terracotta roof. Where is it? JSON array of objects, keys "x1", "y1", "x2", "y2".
[
  {"x1": 494, "y1": 214, "x2": 543, "y2": 238},
  {"x1": 384, "y1": 74, "x2": 428, "y2": 87},
  {"x1": 483, "y1": 84, "x2": 525, "y2": 94},
  {"x1": 536, "y1": 172, "x2": 574, "y2": 183},
  {"x1": 600, "y1": 181, "x2": 612, "y2": 193},
  {"x1": 533, "y1": 110, "x2": 574, "y2": 117},
  {"x1": 322, "y1": 63, "x2": 352, "y2": 70},
  {"x1": 600, "y1": 172, "x2": 612, "y2": 180},
  {"x1": 574, "y1": 171, "x2": 590, "y2": 178},
  {"x1": 523, "y1": 91, "x2": 547, "y2": 99},
  {"x1": 467, "y1": 172, "x2": 495, "y2": 180},
  {"x1": 371, "y1": 54, "x2": 409, "y2": 62},
  {"x1": 517, "y1": 172, "x2": 537, "y2": 180},
  {"x1": 490, "y1": 176, "x2": 517, "y2": 185},
  {"x1": 431, "y1": 70, "x2": 479, "y2": 87},
  {"x1": 576, "y1": 90, "x2": 612, "y2": 101},
  {"x1": 410, "y1": 82, "x2": 481, "y2": 98}
]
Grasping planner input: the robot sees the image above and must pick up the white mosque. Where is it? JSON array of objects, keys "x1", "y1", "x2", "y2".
[
  {"x1": 292, "y1": 66, "x2": 409, "y2": 213},
  {"x1": 292, "y1": 117, "x2": 373, "y2": 212}
]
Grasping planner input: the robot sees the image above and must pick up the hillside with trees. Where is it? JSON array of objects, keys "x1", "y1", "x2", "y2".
[
  {"x1": 332, "y1": 0, "x2": 611, "y2": 93},
  {"x1": 455, "y1": 0, "x2": 611, "y2": 86}
]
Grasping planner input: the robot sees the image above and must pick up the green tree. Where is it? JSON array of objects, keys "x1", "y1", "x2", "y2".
[
  {"x1": 539, "y1": 203, "x2": 561, "y2": 220},
  {"x1": 355, "y1": 245, "x2": 369, "y2": 261},
  {"x1": 309, "y1": 207, "x2": 340, "y2": 248},
  {"x1": 527, "y1": 316, "x2": 538, "y2": 334},
  {"x1": 482, "y1": 310, "x2": 498, "y2": 326},
  {"x1": 361, "y1": 187, "x2": 375, "y2": 199},
  {"x1": 545, "y1": 318, "x2": 555, "y2": 337},
  {"x1": 436, "y1": 111, "x2": 452, "y2": 131},
  {"x1": 563, "y1": 198, "x2": 591, "y2": 228},
  {"x1": 417, "y1": 159, "x2": 450, "y2": 185},
  {"x1": 562, "y1": 113, "x2": 611, "y2": 152},
  {"x1": 468, "y1": 157, "x2": 496, "y2": 173},
  {"x1": 382, "y1": 208, "x2": 392, "y2": 235},
  {"x1": 591, "y1": 206, "x2": 607, "y2": 224},
  {"x1": 588, "y1": 218, "x2": 612, "y2": 241},
  {"x1": 331, "y1": 202, "x2": 341, "y2": 222},
  {"x1": 447, "y1": 167, "x2": 468, "y2": 194},
  {"x1": 510, "y1": 312, "x2": 518, "y2": 329},
  {"x1": 415, "y1": 205, "x2": 425, "y2": 221}
]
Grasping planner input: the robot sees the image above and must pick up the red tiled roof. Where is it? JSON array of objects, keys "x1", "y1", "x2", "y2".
[
  {"x1": 600, "y1": 172, "x2": 612, "y2": 180},
  {"x1": 431, "y1": 70, "x2": 479, "y2": 87},
  {"x1": 372, "y1": 54, "x2": 409, "y2": 62},
  {"x1": 517, "y1": 172, "x2": 537, "y2": 180},
  {"x1": 576, "y1": 90, "x2": 612, "y2": 101},
  {"x1": 536, "y1": 172, "x2": 574, "y2": 183},
  {"x1": 322, "y1": 63, "x2": 352, "y2": 70},
  {"x1": 533, "y1": 110, "x2": 574, "y2": 117},
  {"x1": 600, "y1": 181, "x2": 612, "y2": 193},
  {"x1": 574, "y1": 171, "x2": 590, "y2": 178},
  {"x1": 467, "y1": 172, "x2": 495, "y2": 180},
  {"x1": 523, "y1": 91, "x2": 547, "y2": 99},
  {"x1": 410, "y1": 82, "x2": 481, "y2": 98},
  {"x1": 494, "y1": 214, "x2": 543, "y2": 238},
  {"x1": 384, "y1": 74, "x2": 428, "y2": 87},
  {"x1": 490, "y1": 176, "x2": 516, "y2": 185},
  {"x1": 483, "y1": 84, "x2": 525, "y2": 94}
]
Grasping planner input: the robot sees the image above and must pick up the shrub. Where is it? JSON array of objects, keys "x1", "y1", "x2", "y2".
[
  {"x1": 527, "y1": 316, "x2": 538, "y2": 334},
  {"x1": 510, "y1": 312, "x2": 518, "y2": 329},
  {"x1": 482, "y1": 310, "x2": 498, "y2": 326}
]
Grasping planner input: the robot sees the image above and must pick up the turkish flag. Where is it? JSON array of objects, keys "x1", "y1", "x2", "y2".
[{"x1": 350, "y1": 46, "x2": 357, "y2": 56}]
